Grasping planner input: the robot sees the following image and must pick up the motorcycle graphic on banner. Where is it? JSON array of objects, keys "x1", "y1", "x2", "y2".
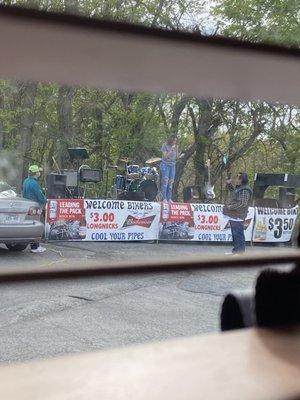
[
  {"x1": 46, "y1": 199, "x2": 86, "y2": 240},
  {"x1": 159, "y1": 202, "x2": 195, "y2": 240}
]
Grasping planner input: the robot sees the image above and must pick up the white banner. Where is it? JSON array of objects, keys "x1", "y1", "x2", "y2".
[
  {"x1": 192, "y1": 203, "x2": 255, "y2": 242},
  {"x1": 159, "y1": 202, "x2": 255, "y2": 242},
  {"x1": 46, "y1": 199, "x2": 160, "y2": 241},
  {"x1": 84, "y1": 200, "x2": 160, "y2": 241},
  {"x1": 253, "y1": 206, "x2": 298, "y2": 242},
  {"x1": 46, "y1": 199, "x2": 297, "y2": 243}
]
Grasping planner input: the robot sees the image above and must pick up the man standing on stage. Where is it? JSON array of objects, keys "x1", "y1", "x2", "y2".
[
  {"x1": 223, "y1": 172, "x2": 252, "y2": 254},
  {"x1": 22, "y1": 165, "x2": 47, "y2": 253},
  {"x1": 160, "y1": 135, "x2": 177, "y2": 202}
]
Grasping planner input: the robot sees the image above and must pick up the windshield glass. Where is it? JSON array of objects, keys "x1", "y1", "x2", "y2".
[
  {"x1": 0, "y1": 181, "x2": 13, "y2": 192},
  {"x1": 0, "y1": 181, "x2": 17, "y2": 197},
  {"x1": 0, "y1": 0, "x2": 298, "y2": 365}
]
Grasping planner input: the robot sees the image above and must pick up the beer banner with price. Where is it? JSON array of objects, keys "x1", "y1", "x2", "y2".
[
  {"x1": 191, "y1": 203, "x2": 255, "y2": 242},
  {"x1": 46, "y1": 199, "x2": 297, "y2": 243},
  {"x1": 253, "y1": 206, "x2": 298, "y2": 242},
  {"x1": 45, "y1": 199, "x2": 160, "y2": 241},
  {"x1": 159, "y1": 202, "x2": 255, "y2": 242},
  {"x1": 84, "y1": 199, "x2": 160, "y2": 241}
]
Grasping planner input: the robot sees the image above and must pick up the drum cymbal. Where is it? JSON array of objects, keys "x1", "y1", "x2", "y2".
[
  {"x1": 145, "y1": 157, "x2": 161, "y2": 165},
  {"x1": 119, "y1": 157, "x2": 131, "y2": 163}
]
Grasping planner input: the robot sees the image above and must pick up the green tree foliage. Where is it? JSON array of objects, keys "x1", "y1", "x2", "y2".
[{"x1": 214, "y1": 0, "x2": 300, "y2": 47}]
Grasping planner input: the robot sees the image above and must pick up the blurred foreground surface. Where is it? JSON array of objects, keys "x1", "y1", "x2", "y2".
[{"x1": 0, "y1": 242, "x2": 291, "y2": 363}]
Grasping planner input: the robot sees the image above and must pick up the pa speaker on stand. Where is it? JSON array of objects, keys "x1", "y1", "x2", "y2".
[{"x1": 46, "y1": 174, "x2": 67, "y2": 199}]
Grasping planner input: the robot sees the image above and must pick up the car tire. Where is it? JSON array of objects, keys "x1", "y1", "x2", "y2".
[{"x1": 5, "y1": 243, "x2": 29, "y2": 252}]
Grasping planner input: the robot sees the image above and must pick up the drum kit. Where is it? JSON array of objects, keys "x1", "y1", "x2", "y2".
[{"x1": 108, "y1": 157, "x2": 162, "y2": 202}]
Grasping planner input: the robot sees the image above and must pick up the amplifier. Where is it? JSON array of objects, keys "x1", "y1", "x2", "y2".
[
  {"x1": 80, "y1": 168, "x2": 102, "y2": 183},
  {"x1": 62, "y1": 170, "x2": 78, "y2": 187},
  {"x1": 46, "y1": 174, "x2": 66, "y2": 199}
]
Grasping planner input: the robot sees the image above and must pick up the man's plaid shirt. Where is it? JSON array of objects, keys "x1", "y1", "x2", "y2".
[{"x1": 226, "y1": 183, "x2": 251, "y2": 210}]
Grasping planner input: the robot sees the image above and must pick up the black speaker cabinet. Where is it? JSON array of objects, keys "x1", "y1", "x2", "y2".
[
  {"x1": 46, "y1": 174, "x2": 67, "y2": 199},
  {"x1": 183, "y1": 186, "x2": 193, "y2": 203},
  {"x1": 67, "y1": 147, "x2": 89, "y2": 161},
  {"x1": 183, "y1": 186, "x2": 201, "y2": 203},
  {"x1": 80, "y1": 168, "x2": 102, "y2": 183}
]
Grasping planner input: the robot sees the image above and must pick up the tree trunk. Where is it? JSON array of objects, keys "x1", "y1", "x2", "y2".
[
  {"x1": 57, "y1": 85, "x2": 75, "y2": 167},
  {"x1": 192, "y1": 99, "x2": 223, "y2": 188},
  {"x1": 169, "y1": 96, "x2": 191, "y2": 198},
  {"x1": 212, "y1": 107, "x2": 264, "y2": 182},
  {"x1": 173, "y1": 142, "x2": 196, "y2": 201},
  {"x1": 93, "y1": 106, "x2": 104, "y2": 169},
  {"x1": 56, "y1": 0, "x2": 79, "y2": 168},
  {"x1": 194, "y1": 134, "x2": 207, "y2": 187},
  {"x1": 16, "y1": 81, "x2": 38, "y2": 189},
  {"x1": 193, "y1": 100, "x2": 214, "y2": 187}
]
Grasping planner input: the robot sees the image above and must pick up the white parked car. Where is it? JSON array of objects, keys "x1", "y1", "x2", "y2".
[{"x1": 0, "y1": 182, "x2": 44, "y2": 251}]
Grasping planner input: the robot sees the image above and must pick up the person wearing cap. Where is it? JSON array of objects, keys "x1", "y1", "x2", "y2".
[{"x1": 22, "y1": 165, "x2": 46, "y2": 253}]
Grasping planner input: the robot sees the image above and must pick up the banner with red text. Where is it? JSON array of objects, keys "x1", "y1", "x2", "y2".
[
  {"x1": 191, "y1": 203, "x2": 255, "y2": 242},
  {"x1": 45, "y1": 199, "x2": 160, "y2": 241},
  {"x1": 159, "y1": 202, "x2": 195, "y2": 240},
  {"x1": 46, "y1": 199, "x2": 297, "y2": 243},
  {"x1": 159, "y1": 202, "x2": 255, "y2": 242},
  {"x1": 46, "y1": 199, "x2": 86, "y2": 240}
]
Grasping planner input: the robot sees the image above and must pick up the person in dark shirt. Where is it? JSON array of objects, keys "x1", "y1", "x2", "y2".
[
  {"x1": 223, "y1": 172, "x2": 252, "y2": 254},
  {"x1": 22, "y1": 165, "x2": 46, "y2": 253}
]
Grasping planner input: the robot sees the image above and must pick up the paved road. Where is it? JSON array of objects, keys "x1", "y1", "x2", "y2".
[
  {"x1": 0, "y1": 240, "x2": 287, "y2": 268},
  {"x1": 0, "y1": 242, "x2": 291, "y2": 363}
]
